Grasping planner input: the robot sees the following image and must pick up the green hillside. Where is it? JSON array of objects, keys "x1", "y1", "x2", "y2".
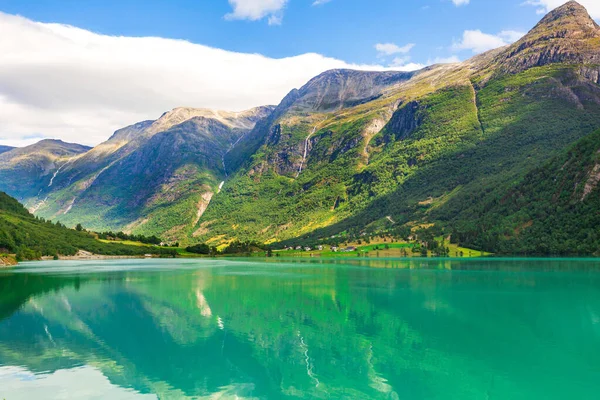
[
  {"x1": 191, "y1": 2, "x2": 600, "y2": 253},
  {"x1": 0, "y1": 192, "x2": 176, "y2": 261},
  {"x1": 450, "y1": 129, "x2": 600, "y2": 255}
]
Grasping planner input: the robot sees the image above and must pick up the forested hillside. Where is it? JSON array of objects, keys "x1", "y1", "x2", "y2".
[
  {"x1": 450, "y1": 129, "x2": 600, "y2": 255},
  {"x1": 0, "y1": 192, "x2": 175, "y2": 260}
]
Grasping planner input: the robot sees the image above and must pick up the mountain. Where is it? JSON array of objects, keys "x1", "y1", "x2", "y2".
[
  {"x1": 0, "y1": 140, "x2": 91, "y2": 202},
  {"x1": 19, "y1": 106, "x2": 274, "y2": 240},
  {"x1": 0, "y1": 145, "x2": 14, "y2": 155},
  {"x1": 192, "y1": 1, "x2": 600, "y2": 252},
  {"x1": 489, "y1": 1, "x2": 600, "y2": 76},
  {"x1": 0, "y1": 191, "x2": 175, "y2": 261},
  {"x1": 1, "y1": 2, "x2": 599, "y2": 254}
]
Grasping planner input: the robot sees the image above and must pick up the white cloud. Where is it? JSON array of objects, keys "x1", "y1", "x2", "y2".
[
  {"x1": 523, "y1": 1, "x2": 600, "y2": 20},
  {"x1": 267, "y1": 14, "x2": 283, "y2": 25},
  {"x1": 312, "y1": 0, "x2": 332, "y2": 5},
  {"x1": 225, "y1": 0, "x2": 287, "y2": 23},
  {"x1": 452, "y1": 29, "x2": 525, "y2": 53},
  {"x1": 452, "y1": 0, "x2": 470, "y2": 6},
  {"x1": 375, "y1": 43, "x2": 415, "y2": 56},
  {"x1": 431, "y1": 55, "x2": 461, "y2": 64},
  {"x1": 0, "y1": 12, "x2": 389, "y2": 147},
  {"x1": 389, "y1": 61, "x2": 427, "y2": 72},
  {"x1": 498, "y1": 30, "x2": 526, "y2": 42},
  {"x1": 374, "y1": 42, "x2": 421, "y2": 70}
]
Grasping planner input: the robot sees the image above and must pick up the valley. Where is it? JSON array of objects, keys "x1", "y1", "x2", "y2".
[{"x1": 1, "y1": 1, "x2": 600, "y2": 256}]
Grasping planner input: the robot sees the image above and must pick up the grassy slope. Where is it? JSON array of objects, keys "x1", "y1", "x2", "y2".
[
  {"x1": 195, "y1": 63, "x2": 600, "y2": 251},
  {"x1": 0, "y1": 192, "x2": 176, "y2": 260}
]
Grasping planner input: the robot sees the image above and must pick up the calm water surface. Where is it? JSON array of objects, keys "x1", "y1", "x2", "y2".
[{"x1": 1, "y1": 258, "x2": 600, "y2": 399}]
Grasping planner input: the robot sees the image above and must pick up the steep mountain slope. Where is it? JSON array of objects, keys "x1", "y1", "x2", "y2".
[
  {"x1": 195, "y1": 1, "x2": 600, "y2": 249},
  {"x1": 27, "y1": 106, "x2": 274, "y2": 240},
  {"x1": 0, "y1": 191, "x2": 175, "y2": 260},
  {"x1": 223, "y1": 69, "x2": 416, "y2": 174},
  {"x1": 451, "y1": 128, "x2": 600, "y2": 255},
  {"x1": 0, "y1": 140, "x2": 91, "y2": 202}
]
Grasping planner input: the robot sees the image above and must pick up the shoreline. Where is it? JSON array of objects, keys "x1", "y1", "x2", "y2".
[
  {"x1": 41, "y1": 255, "x2": 152, "y2": 261},
  {"x1": 0, "y1": 254, "x2": 18, "y2": 267}
]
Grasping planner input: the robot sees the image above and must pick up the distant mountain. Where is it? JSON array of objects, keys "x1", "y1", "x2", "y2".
[
  {"x1": 20, "y1": 106, "x2": 274, "y2": 240},
  {"x1": 0, "y1": 140, "x2": 91, "y2": 202},
  {"x1": 0, "y1": 145, "x2": 14, "y2": 155}
]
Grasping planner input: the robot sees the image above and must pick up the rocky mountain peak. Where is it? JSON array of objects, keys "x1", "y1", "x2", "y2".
[
  {"x1": 490, "y1": 1, "x2": 600, "y2": 75},
  {"x1": 0, "y1": 139, "x2": 90, "y2": 159},
  {"x1": 289, "y1": 69, "x2": 415, "y2": 112},
  {"x1": 540, "y1": 2, "x2": 597, "y2": 26},
  {"x1": 148, "y1": 106, "x2": 274, "y2": 136},
  {"x1": 530, "y1": 1, "x2": 599, "y2": 39}
]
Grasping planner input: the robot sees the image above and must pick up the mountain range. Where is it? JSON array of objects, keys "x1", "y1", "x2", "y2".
[{"x1": 1, "y1": 1, "x2": 600, "y2": 255}]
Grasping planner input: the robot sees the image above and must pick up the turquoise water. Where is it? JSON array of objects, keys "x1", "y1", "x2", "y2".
[{"x1": 1, "y1": 258, "x2": 600, "y2": 399}]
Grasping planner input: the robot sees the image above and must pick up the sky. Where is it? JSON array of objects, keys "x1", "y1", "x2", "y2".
[{"x1": 0, "y1": 0, "x2": 598, "y2": 147}]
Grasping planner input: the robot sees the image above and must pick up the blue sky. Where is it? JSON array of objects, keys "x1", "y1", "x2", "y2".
[
  {"x1": 0, "y1": 0, "x2": 598, "y2": 147},
  {"x1": 0, "y1": 0, "x2": 585, "y2": 66}
]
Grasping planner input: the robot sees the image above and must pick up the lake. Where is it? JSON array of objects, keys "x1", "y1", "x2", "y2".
[{"x1": 1, "y1": 258, "x2": 600, "y2": 399}]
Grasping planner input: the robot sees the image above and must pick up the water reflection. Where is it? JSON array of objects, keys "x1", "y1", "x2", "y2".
[{"x1": 1, "y1": 258, "x2": 600, "y2": 399}]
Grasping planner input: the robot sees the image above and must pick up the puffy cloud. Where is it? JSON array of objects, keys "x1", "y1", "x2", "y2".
[
  {"x1": 374, "y1": 43, "x2": 422, "y2": 70},
  {"x1": 0, "y1": 12, "x2": 387, "y2": 147},
  {"x1": 312, "y1": 0, "x2": 332, "y2": 5},
  {"x1": 523, "y1": 0, "x2": 600, "y2": 20},
  {"x1": 452, "y1": 29, "x2": 525, "y2": 53},
  {"x1": 225, "y1": 0, "x2": 288, "y2": 24},
  {"x1": 375, "y1": 43, "x2": 415, "y2": 56},
  {"x1": 452, "y1": 0, "x2": 470, "y2": 6}
]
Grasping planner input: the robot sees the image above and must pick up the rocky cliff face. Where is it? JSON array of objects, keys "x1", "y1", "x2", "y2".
[
  {"x1": 290, "y1": 69, "x2": 415, "y2": 112},
  {"x1": 227, "y1": 69, "x2": 416, "y2": 179},
  {"x1": 382, "y1": 101, "x2": 425, "y2": 142}
]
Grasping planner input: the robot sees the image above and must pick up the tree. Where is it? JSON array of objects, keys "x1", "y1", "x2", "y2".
[
  {"x1": 186, "y1": 243, "x2": 210, "y2": 254},
  {"x1": 75, "y1": 223, "x2": 83, "y2": 231}
]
